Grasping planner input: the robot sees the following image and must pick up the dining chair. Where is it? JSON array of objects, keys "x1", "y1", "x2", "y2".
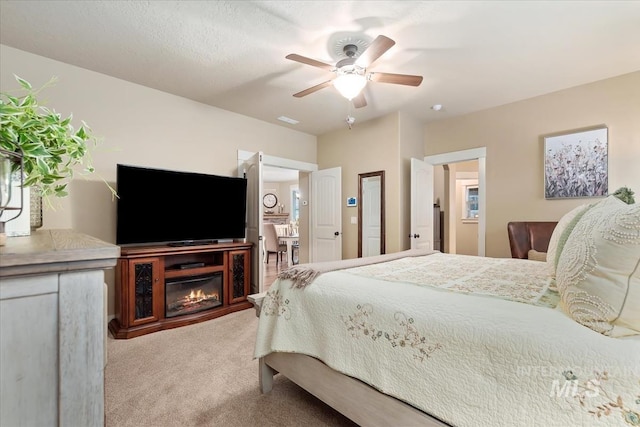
[{"x1": 264, "y1": 223, "x2": 287, "y2": 265}]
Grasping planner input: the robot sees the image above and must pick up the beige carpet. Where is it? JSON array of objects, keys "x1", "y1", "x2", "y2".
[{"x1": 105, "y1": 308, "x2": 358, "y2": 427}]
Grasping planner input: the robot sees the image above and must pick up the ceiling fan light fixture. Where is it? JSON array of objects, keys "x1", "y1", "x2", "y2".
[
  {"x1": 333, "y1": 72, "x2": 367, "y2": 100},
  {"x1": 286, "y1": 35, "x2": 421, "y2": 107}
]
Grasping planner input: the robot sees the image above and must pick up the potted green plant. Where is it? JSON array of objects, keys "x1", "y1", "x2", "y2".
[
  {"x1": 0, "y1": 75, "x2": 115, "y2": 244},
  {"x1": 612, "y1": 186, "x2": 635, "y2": 204}
]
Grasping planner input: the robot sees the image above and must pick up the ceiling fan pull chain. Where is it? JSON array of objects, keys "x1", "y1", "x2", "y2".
[{"x1": 345, "y1": 100, "x2": 355, "y2": 129}]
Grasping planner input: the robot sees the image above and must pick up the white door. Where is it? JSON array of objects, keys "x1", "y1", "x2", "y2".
[
  {"x1": 244, "y1": 152, "x2": 264, "y2": 294},
  {"x1": 362, "y1": 176, "x2": 381, "y2": 257},
  {"x1": 310, "y1": 167, "x2": 342, "y2": 262},
  {"x1": 410, "y1": 158, "x2": 434, "y2": 250}
]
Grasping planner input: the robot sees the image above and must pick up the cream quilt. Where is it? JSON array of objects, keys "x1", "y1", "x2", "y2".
[{"x1": 254, "y1": 253, "x2": 640, "y2": 427}]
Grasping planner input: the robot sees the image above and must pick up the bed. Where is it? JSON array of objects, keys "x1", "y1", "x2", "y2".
[{"x1": 251, "y1": 195, "x2": 640, "y2": 427}]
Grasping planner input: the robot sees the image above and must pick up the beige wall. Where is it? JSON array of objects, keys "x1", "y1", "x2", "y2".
[
  {"x1": 318, "y1": 113, "x2": 400, "y2": 259},
  {"x1": 263, "y1": 181, "x2": 297, "y2": 217},
  {"x1": 297, "y1": 172, "x2": 311, "y2": 263},
  {"x1": 317, "y1": 111, "x2": 424, "y2": 259},
  {"x1": 425, "y1": 71, "x2": 640, "y2": 258},
  {"x1": 1, "y1": 45, "x2": 317, "y2": 316}
]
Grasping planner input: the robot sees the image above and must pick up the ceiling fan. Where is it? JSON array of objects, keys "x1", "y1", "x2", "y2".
[{"x1": 286, "y1": 35, "x2": 423, "y2": 108}]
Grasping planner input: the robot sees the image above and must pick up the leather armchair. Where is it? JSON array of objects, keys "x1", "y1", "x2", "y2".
[{"x1": 507, "y1": 221, "x2": 558, "y2": 259}]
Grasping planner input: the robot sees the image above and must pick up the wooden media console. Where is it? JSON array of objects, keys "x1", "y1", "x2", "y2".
[{"x1": 109, "y1": 241, "x2": 252, "y2": 339}]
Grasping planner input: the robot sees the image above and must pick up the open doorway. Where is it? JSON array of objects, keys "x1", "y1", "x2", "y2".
[
  {"x1": 425, "y1": 147, "x2": 486, "y2": 257},
  {"x1": 237, "y1": 150, "x2": 318, "y2": 292},
  {"x1": 263, "y1": 166, "x2": 299, "y2": 224},
  {"x1": 262, "y1": 166, "x2": 299, "y2": 286},
  {"x1": 434, "y1": 161, "x2": 479, "y2": 255}
]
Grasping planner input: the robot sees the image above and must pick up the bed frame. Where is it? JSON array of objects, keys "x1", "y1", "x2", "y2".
[{"x1": 248, "y1": 293, "x2": 450, "y2": 427}]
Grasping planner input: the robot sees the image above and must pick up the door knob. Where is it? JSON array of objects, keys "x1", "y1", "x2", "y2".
[
  {"x1": 413, "y1": 234, "x2": 420, "y2": 238},
  {"x1": 334, "y1": 231, "x2": 340, "y2": 236}
]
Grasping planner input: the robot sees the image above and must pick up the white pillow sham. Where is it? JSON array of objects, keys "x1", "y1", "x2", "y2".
[
  {"x1": 546, "y1": 203, "x2": 591, "y2": 277},
  {"x1": 556, "y1": 196, "x2": 640, "y2": 337}
]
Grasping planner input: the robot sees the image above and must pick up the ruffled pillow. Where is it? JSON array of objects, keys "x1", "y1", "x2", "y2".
[
  {"x1": 556, "y1": 196, "x2": 640, "y2": 337},
  {"x1": 546, "y1": 204, "x2": 591, "y2": 277}
]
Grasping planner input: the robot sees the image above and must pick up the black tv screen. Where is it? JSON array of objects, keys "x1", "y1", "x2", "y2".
[{"x1": 116, "y1": 164, "x2": 247, "y2": 246}]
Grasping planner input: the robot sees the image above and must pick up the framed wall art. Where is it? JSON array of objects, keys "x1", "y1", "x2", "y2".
[{"x1": 543, "y1": 126, "x2": 608, "y2": 199}]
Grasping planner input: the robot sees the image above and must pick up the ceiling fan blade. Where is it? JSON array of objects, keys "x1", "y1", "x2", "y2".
[
  {"x1": 352, "y1": 92, "x2": 367, "y2": 109},
  {"x1": 292, "y1": 80, "x2": 333, "y2": 98},
  {"x1": 369, "y1": 72, "x2": 423, "y2": 86},
  {"x1": 355, "y1": 35, "x2": 395, "y2": 68},
  {"x1": 286, "y1": 54, "x2": 334, "y2": 71}
]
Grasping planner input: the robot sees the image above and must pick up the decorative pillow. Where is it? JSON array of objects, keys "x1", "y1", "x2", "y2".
[
  {"x1": 546, "y1": 203, "x2": 591, "y2": 277},
  {"x1": 527, "y1": 249, "x2": 547, "y2": 262},
  {"x1": 555, "y1": 196, "x2": 640, "y2": 337}
]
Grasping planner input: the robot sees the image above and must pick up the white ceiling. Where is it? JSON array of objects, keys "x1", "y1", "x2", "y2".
[{"x1": 1, "y1": 1, "x2": 639, "y2": 138}]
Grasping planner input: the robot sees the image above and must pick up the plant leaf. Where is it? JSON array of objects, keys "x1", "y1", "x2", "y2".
[
  {"x1": 0, "y1": 75, "x2": 113, "y2": 198},
  {"x1": 15, "y1": 75, "x2": 32, "y2": 90}
]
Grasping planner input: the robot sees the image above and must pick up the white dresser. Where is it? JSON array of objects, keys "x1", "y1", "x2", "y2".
[{"x1": 0, "y1": 229, "x2": 119, "y2": 427}]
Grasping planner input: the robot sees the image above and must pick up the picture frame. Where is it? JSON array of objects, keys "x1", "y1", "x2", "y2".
[{"x1": 543, "y1": 126, "x2": 608, "y2": 199}]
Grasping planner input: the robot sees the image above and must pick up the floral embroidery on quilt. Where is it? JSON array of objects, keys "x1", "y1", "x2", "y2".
[
  {"x1": 345, "y1": 253, "x2": 559, "y2": 308},
  {"x1": 262, "y1": 289, "x2": 291, "y2": 320},
  {"x1": 559, "y1": 371, "x2": 640, "y2": 425},
  {"x1": 342, "y1": 304, "x2": 442, "y2": 362}
]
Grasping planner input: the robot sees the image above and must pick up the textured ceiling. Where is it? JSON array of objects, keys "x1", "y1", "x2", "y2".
[{"x1": 1, "y1": 1, "x2": 639, "y2": 138}]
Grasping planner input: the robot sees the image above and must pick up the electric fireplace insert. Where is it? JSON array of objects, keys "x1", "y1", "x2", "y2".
[{"x1": 165, "y1": 273, "x2": 223, "y2": 318}]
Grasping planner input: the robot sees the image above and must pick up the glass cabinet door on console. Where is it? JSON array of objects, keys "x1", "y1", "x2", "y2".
[
  {"x1": 126, "y1": 257, "x2": 162, "y2": 326},
  {"x1": 228, "y1": 249, "x2": 251, "y2": 304}
]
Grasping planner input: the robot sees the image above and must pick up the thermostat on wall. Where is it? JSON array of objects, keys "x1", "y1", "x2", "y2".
[{"x1": 346, "y1": 197, "x2": 357, "y2": 207}]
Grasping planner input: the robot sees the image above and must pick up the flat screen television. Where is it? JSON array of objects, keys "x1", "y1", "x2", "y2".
[{"x1": 116, "y1": 164, "x2": 247, "y2": 246}]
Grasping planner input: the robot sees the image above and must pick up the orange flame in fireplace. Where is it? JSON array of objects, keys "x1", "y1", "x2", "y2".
[
  {"x1": 189, "y1": 289, "x2": 204, "y2": 301},
  {"x1": 186, "y1": 289, "x2": 219, "y2": 303}
]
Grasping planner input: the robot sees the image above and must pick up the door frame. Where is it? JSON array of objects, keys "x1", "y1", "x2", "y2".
[
  {"x1": 425, "y1": 147, "x2": 486, "y2": 256},
  {"x1": 237, "y1": 150, "x2": 318, "y2": 288},
  {"x1": 238, "y1": 150, "x2": 318, "y2": 178}
]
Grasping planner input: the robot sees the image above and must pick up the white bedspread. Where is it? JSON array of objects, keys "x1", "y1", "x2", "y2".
[{"x1": 254, "y1": 253, "x2": 640, "y2": 427}]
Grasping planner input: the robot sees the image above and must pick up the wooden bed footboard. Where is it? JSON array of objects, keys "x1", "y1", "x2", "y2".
[{"x1": 248, "y1": 293, "x2": 450, "y2": 427}]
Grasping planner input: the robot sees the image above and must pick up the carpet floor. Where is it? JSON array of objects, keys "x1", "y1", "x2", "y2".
[{"x1": 105, "y1": 308, "x2": 358, "y2": 427}]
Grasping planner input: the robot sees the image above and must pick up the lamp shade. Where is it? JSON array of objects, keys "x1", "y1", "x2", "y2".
[{"x1": 333, "y1": 73, "x2": 367, "y2": 100}]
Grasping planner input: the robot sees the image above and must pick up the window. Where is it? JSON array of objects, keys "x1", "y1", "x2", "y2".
[
  {"x1": 465, "y1": 185, "x2": 479, "y2": 220},
  {"x1": 291, "y1": 188, "x2": 300, "y2": 221}
]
